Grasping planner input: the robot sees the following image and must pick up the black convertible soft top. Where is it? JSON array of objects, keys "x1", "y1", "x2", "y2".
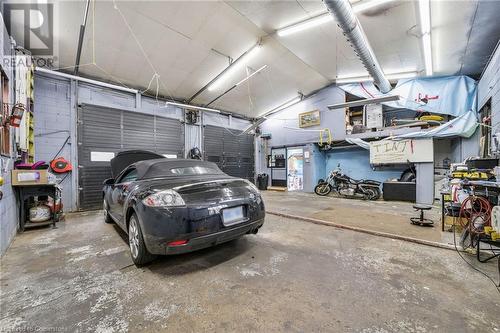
[
  {"x1": 133, "y1": 159, "x2": 223, "y2": 179},
  {"x1": 110, "y1": 150, "x2": 165, "y2": 178}
]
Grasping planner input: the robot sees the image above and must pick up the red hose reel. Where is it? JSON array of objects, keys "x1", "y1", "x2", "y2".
[{"x1": 459, "y1": 196, "x2": 492, "y2": 234}]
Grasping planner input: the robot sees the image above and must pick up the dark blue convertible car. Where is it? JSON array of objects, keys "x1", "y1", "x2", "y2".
[{"x1": 102, "y1": 150, "x2": 265, "y2": 266}]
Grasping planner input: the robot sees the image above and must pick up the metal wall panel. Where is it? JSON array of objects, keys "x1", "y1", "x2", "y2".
[
  {"x1": 156, "y1": 116, "x2": 184, "y2": 155},
  {"x1": 203, "y1": 125, "x2": 255, "y2": 182},
  {"x1": 34, "y1": 75, "x2": 76, "y2": 211},
  {"x1": 203, "y1": 125, "x2": 224, "y2": 167},
  {"x1": 78, "y1": 104, "x2": 184, "y2": 210}
]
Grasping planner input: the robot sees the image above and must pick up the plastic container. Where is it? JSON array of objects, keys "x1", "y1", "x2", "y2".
[
  {"x1": 257, "y1": 174, "x2": 269, "y2": 191},
  {"x1": 29, "y1": 205, "x2": 52, "y2": 222}
]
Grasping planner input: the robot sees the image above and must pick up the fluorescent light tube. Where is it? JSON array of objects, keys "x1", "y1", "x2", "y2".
[
  {"x1": 418, "y1": 0, "x2": 431, "y2": 33},
  {"x1": 418, "y1": 0, "x2": 433, "y2": 76},
  {"x1": 258, "y1": 95, "x2": 302, "y2": 118},
  {"x1": 274, "y1": 96, "x2": 302, "y2": 112},
  {"x1": 352, "y1": 0, "x2": 396, "y2": 13},
  {"x1": 276, "y1": 0, "x2": 396, "y2": 37},
  {"x1": 327, "y1": 95, "x2": 400, "y2": 110},
  {"x1": 385, "y1": 71, "x2": 418, "y2": 80},
  {"x1": 422, "y1": 32, "x2": 432, "y2": 76},
  {"x1": 208, "y1": 45, "x2": 261, "y2": 91},
  {"x1": 277, "y1": 14, "x2": 332, "y2": 37},
  {"x1": 336, "y1": 76, "x2": 374, "y2": 84},
  {"x1": 165, "y1": 101, "x2": 221, "y2": 113},
  {"x1": 235, "y1": 65, "x2": 268, "y2": 86},
  {"x1": 336, "y1": 71, "x2": 418, "y2": 84}
]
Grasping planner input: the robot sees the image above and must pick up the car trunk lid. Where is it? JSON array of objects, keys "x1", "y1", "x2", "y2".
[{"x1": 174, "y1": 178, "x2": 254, "y2": 206}]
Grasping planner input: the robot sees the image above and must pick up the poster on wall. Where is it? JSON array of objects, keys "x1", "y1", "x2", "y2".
[
  {"x1": 287, "y1": 148, "x2": 304, "y2": 191},
  {"x1": 369, "y1": 138, "x2": 434, "y2": 164},
  {"x1": 299, "y1": 110, "x2": 320, "y2": 128}
]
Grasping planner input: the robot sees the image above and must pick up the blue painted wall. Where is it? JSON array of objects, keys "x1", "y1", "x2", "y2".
[
  {"x1": 311, "y1": 144, "x2": 326, "y2": 185},
  {"x1": 324, "y1": 148, "x2": 404, "y2": 183},
  {"x1": 259, "y1": 85, "x2": 346, "y2": 149},
  {"x1": 257, "y1": 85, "x2": 407, "y2": 191}
]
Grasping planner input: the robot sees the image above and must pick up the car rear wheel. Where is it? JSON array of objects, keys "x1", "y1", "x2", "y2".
[
  {"x1": 103, "y1": 199, "x2": 114, "y2": 224},
  {"x1": 128, "y1": 213, "x2": 155, "y2": 266}
]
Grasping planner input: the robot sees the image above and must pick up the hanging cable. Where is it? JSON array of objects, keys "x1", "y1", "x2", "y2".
[
  {"x1": 111, "y1": 0, "x2": 176, "y2": 103},
  {"x1": 453, "y1": 225, "x2": 500, "y2": 294}
]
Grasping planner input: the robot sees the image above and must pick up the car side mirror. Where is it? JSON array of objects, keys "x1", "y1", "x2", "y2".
[{"x1": 103, "y1": 178, "x2": 115, "y2": 185}]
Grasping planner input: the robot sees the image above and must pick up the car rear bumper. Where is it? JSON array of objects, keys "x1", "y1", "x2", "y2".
[
  {"x1": 135, "y1": 198, "x2": 265, "y2": 255},
  {"x1": 147, "y1": 218, "x2": 264, "y2": 255}
]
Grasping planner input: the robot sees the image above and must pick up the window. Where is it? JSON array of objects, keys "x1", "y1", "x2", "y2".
[
  {"x1": 117, "y1": 168, "x2": 138, "y2": 183},
  {"x1": 170, "y1": 166, "x2": 222, "y2": 175}
]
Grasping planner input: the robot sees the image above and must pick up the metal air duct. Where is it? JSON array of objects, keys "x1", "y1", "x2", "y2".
[{"x1": 323, "y1": 0, "x2": 392, "y2": 93}]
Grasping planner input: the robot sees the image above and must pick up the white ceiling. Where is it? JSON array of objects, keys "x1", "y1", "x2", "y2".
[{"x1": 49, "y1": 0, "x2": 500, "y2": 118}]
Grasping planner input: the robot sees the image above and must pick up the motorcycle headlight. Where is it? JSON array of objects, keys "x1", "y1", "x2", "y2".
[{"x1": 143, "y1": 189, "x2": 185, "y2": 207}]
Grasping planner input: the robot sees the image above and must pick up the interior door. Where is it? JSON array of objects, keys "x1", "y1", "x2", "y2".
[
  {"x1": 270, "y1": 148, "x2": 286, "y2": 187},
  {"x1": 286, "y1": 147, "x2": 304, "y2": 191}
]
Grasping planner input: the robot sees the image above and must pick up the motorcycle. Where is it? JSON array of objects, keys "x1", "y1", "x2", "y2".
[{"x1": 314, "y1": 166, "x2": 381, "y2": 200}]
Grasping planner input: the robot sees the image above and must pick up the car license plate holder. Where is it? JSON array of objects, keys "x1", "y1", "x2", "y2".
[{"x1": 222, "y1": 206, "x2": 245, "y2": 226}]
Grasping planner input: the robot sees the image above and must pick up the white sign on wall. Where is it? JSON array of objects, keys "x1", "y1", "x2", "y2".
[
  {"x1": 364, "y1": 104, "x2": 383, "y2": 129},
  {"x1": 369, "y1": 138, "x2": 433, "y2": 164},
  {"x1": 90, "y1": 151, "x2": 115, "y2": 162}
]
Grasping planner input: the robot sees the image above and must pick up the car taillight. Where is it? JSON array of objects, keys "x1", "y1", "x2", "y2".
[
  {"x1": 142, "y1": 189, "x2": 186, "y2": 207},
  {"x1": 168, "y1": 240, "x2": 188, "y2": 246}
]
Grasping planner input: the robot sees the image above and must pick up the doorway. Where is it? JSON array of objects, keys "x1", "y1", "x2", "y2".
[{"x1": 286, "y1": 147, "x2": 304, "y2": 191}]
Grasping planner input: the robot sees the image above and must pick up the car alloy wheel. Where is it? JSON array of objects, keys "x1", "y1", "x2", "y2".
[{"x1": 129, "y1": 217, "x2": 140, "y2": 259}]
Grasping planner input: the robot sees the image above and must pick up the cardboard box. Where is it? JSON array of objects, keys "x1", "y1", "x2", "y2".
[
  {"x1": 11, "y1": 170, "x2": 49, "y2": 186},
  {"x1": 443, "y1": 215, "x2": 463, "y2": 233}
]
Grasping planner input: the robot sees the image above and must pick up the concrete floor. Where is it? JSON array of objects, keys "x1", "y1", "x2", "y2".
[
  {"x1": 263, "y1": 191, "x2": 454, "y2": 245},
  {"x1": 1, "y1": 206, "x2": 499, "y2": 332}
]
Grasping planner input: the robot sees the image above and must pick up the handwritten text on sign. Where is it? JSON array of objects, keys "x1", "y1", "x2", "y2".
[{"x1": 369, "y1": 138, "x2": 433, "y2": 164}]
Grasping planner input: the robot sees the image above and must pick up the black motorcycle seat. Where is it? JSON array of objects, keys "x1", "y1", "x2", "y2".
[
  {"x1": 349, "y1": 178, "x2": 381, "y2": 185},
  {"x1": 363, "y1": 180, "x2": 381, "y2": 186}
]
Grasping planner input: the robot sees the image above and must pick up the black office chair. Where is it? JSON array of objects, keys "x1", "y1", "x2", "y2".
[{"x1": 410, "y1": 204, "x2": 434, "y2": 226}]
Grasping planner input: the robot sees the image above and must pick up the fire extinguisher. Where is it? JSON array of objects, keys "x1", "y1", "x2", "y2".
[{"x1": 9, "y1": 103, "x2": 25, "y2": 127}]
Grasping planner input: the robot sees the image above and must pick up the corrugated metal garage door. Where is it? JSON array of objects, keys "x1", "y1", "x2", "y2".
[
  {"x1": 203, "y1": 125, "x2": 255, "y2": 182},
  {"x1": 77, "y1": 104, "x2": 184, "y2": 210}
]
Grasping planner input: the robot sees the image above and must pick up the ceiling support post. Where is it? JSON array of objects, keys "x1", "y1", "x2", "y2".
[{"x1": 74, "y1": 0, "x2": 91, "y2": 75}]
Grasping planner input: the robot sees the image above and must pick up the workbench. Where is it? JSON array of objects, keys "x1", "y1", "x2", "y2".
[
  {"x1": 14, "y1": 184, "x2": 61, "y2": 232},
  {"x1": 440, "y1": 191, "x2": 452, "y2": 231},
  {"x1": 476, "y1": 234, "x2": 500, "y2": 263}
]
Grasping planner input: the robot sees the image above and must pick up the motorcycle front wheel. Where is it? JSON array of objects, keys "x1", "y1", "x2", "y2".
[{"x1": 314, "y1": 183, "x2": 332, "y2": 196}]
